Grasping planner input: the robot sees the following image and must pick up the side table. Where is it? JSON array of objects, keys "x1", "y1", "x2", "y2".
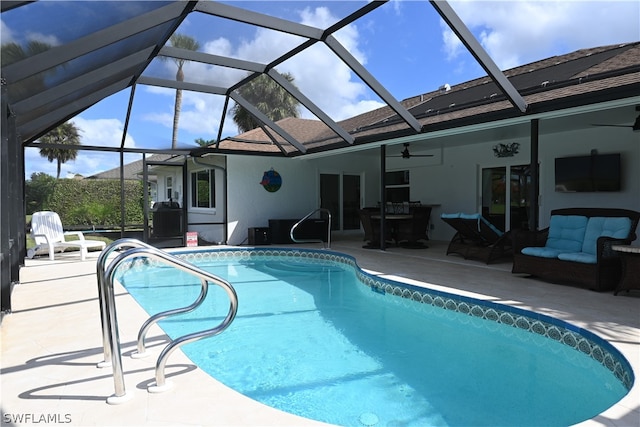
[{"x1": 612, "y1": 245, "x2": 640, "y2": 295}]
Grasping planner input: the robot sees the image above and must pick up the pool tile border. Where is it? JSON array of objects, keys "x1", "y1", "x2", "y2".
[{"x1": 122, "y1": 247, "x2": 634, "y2": 391}]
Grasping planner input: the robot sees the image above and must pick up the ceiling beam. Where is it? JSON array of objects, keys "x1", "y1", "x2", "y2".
[
  {"x1": 0, "y1": 1, "x2": 34, "y2": 13},
  {"x1": 159, "y1": 46, "x2": 267, "y2": 73},
  {"x1": 322, "y1": 1, "x2": 388, "y2": 38},
  {"x1": 195, "y1": 1, "x2": 324, "y2": 40},
  {"x1": 13, "y1": 47, "x2": 155, "y2": 114},
  {"x1": 3, "y1": 1, "x2": 192, "y2": 83},
  {"x1": 268, "y1": 69, "x2": 355, "y2": 144},
  {"x1": 158, "y1": 46, "x2": 354, "y2": 145},
  {"x1": 24, "y1": 142, "x2": 194, "y2": 156},
  {"x1": 20, "y1": 78, "x2": 131, "y2": 142},
  {"x1": 230, "y1": 92, "x2": 307, "y2": 153},
  {"x1": 216, "y1": 96, "x2": 231, "y2": 148},
  {"x1": 324, "y1": 35, "x2": 422, "y2": 133},
  {"x1": 259, "y1": 125, "x2": 289, "y2": 155},
  {"x1": 136, "y1": 76, "x2": 227, "y2": 95},
  {"x1": 430, "y1": 0, "x2": 527, "y2": 113}
]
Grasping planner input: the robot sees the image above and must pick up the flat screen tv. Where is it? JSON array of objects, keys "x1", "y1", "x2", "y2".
[{"x1": 555, "y1": 153, "x2": 621, "y2": 192}]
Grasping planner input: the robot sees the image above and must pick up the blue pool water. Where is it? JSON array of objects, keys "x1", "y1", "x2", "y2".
[{"x1": 117, "y1": 249, "x2": 632, "y2": 427}]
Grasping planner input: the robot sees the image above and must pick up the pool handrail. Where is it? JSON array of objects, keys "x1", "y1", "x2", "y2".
[
  {"x1": 96, "y1": 238, "x2": 157, "y2": 369},
  {"x1": 150, "y1": 286, "x2": 238, "y2": 391},
  {"x1": 290, "y1": 208, "x2": 332, "y2": 248},
  {"x1": 99, "y1": 240, "x2": 238, "y2": 403},
  {"x1": 134, "y1": 275, "x2": 209, "y2": 358}
]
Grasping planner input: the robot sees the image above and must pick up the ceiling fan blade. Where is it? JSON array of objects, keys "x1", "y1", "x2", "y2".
[
  {"x1": 387, "y1": 143, "x2": 435, "y2": 158},
  {"x1": 387, "y1": 154, "x2": 434, "y2": 158},
  {"x1": 591, "y1": 124, "x2": 633, "y2": 128}
]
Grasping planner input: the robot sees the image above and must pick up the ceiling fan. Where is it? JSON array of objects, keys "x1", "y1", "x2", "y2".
[
  {"x1": 388, "y1": 143, "x2": 434, "y2": 159},
  {"x1": 591, "y1": 106, "x2": 640, "y2": 132}
]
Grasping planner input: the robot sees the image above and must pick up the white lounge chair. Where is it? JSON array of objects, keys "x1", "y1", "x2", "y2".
[{"x1": 29, "y1": 211, "x2": 106, "y2": 261}]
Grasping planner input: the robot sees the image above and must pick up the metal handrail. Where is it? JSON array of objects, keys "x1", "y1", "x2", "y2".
[
  {"x1": 97, "y1": 239, "x2": 238, "y2": 403},
  {"x1": 133, "y1": 278, "x2": 209, "y2": 358},
  {"x1": 290, "y1": 208, "x2": 332, "y2": 248},
  {"x1": 96, "y1": 238, "x2": 157, "y2": 369}
]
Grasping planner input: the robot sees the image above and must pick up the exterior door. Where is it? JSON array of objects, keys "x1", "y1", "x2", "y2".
[
  {"x1": 481, "y1": 164, "x2": 531, "y2": 231},
  {"x1": 320, "y1": 173, "x2": 361, "y2": 231}
]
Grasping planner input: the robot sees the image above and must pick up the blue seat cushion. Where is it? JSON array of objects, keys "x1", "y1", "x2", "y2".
[
  {"x1": 521, "y1": 247, "x2": 565, "y2": 258},
  {"x1": 581, "y1": 217, "x2": 632, "y2": 255},
  {"x1": 545, "y1": 215, "x2": 588, "y2": 252},
  {"x1": 441, "y1": 213, "x2": 503, "y2": 237},
  {"x1": 557, "y1": 252, "x2": 597, "y2": 264},
  {"x1": 441, "y1": 213, "x2": 462, "y2": 219}
]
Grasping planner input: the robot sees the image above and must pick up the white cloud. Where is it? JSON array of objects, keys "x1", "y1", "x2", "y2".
[
  {"x1": 25, "y1": 31, "x2": 60, "y2": 47},
  {"x1": 444, "y1": 0, "x2": 640, "y2": 70},
  {"x1": 0, "y1": 19, "x2": 14, "y2": 43},
  {"x1": 72, "y1": 117, "x2": 136, "y2": 148}
]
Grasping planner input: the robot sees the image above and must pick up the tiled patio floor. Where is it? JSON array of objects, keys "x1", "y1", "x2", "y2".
[{"x1": 1, "y1": 238, "x2": 638, "y2": 426}]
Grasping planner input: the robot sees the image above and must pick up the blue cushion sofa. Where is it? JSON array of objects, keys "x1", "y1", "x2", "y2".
[{"x1": 512, "y1": 208, "x2": 640, "y2": 291}]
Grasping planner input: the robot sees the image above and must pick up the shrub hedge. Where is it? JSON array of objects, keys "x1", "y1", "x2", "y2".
[{"x1": 46, "y1": 179, "x2": 145, "y2": 228}]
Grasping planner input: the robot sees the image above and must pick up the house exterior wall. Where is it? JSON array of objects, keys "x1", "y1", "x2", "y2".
[
  {"x1": 403, "y1": 127, "x2": 639, "y2": 242},
  {"x1": 215, "y1": 151, "x2": 380, "y2": 245},
  {"x1": 176, "y1": 124, "x2": 639, "y2": 246},
  {"x1": 538, "y1": 127, "x2": 639, "y2": 224},
  {"x1": 225, "y1": 155, "x2": 318, "y2": 245},
  {"x1": 406, "y1": 138, "x2": 532, "y2": 241}
]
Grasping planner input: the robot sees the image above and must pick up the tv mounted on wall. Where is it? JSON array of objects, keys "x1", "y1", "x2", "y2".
[{"x1": 555, "y1": 153, "x2": 621, "y2": 192}]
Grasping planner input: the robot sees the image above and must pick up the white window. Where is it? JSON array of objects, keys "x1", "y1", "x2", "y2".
[
  {"x1": 191, "y1": 169, "x2": 215, "y2": 208},
  {"x1": 165, "y1": 176, "x2": 173, "y2": 200}
]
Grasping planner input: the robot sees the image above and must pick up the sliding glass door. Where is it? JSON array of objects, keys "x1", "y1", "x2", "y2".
[
  {"x1": 320, "y1": 173, "x2": 361, "y2": 231},
  {"x1": 481, "y1": 164, "x2": 531, "y2": 231}
]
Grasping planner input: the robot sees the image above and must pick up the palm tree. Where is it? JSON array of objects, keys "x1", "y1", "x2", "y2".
[
  {"x1": 195, "y1": 138, "x2": 215, "y2": 147},
  {"x1": 1, "y1": 40, "x2": 53, "y2": 100},
  {"x1": 166, "y1": 33, "x2": 200, "y2": 149},
  {"x1": 38, "y1": 122, "x2": 82, "y2": 179},
  {"x1": 231, "y1": 72, "x2": 300, "y2": 133}
]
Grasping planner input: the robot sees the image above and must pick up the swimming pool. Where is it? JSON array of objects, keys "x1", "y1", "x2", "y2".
[{"x1": 117, "y1": 248, "x2": 632, "y2": 426}]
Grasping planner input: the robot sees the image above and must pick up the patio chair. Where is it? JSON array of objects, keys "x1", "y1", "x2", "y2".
[
  {"x1": 396, "y1": 205, "x2": 432, "y2": 248},
  {"x1": 29, "y1": 211, "x2": 106, "y2": 261},
  {"x1": 441, "y1": 213, "x2": 512, "y2": 264},
  {"x1": 359, "y1": 208, "x2": 392, "y2": 248}
]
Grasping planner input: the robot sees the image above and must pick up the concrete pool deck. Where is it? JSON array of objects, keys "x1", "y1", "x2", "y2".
[{"x1": 1, "y1": 238, "x2": 639, "y2": 426}]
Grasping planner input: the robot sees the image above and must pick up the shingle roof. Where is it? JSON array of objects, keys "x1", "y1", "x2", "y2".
[
  {"x1": 216, "y1": 42, "x2": 640, "y2": 156},
  {"x1": 87, "y1": 153, "x2": 175, "y2": 179}
]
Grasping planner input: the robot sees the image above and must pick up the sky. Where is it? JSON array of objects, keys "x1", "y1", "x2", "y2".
[{"x1": 7, "y1": 0, "x2": 639, "y2": 179}]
